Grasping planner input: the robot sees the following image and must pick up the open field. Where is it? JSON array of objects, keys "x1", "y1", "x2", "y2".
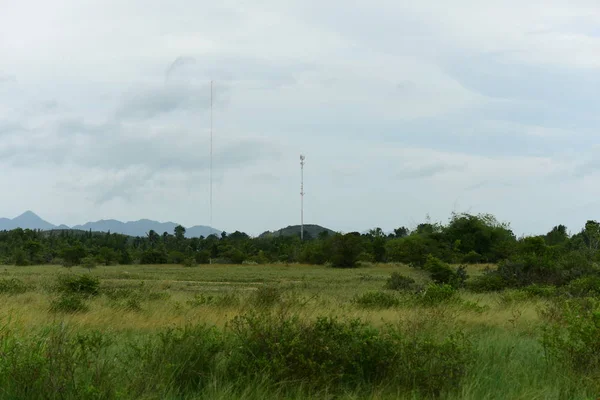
[{"x1": 0, "y1": 263, "x2": 598, "y2": 399}]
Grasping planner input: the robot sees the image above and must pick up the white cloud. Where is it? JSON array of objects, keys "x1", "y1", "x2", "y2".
[{"x1": 0, "y1": 0, "x2": 599, "y2": 235}]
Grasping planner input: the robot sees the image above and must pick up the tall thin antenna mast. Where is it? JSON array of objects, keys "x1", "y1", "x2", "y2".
[
  {"x1": 300, "y1": 155, "x2": 305, "y2": 241},
  {"x1": 210, "y1": 81, "x2": 213, "y2": 231}
]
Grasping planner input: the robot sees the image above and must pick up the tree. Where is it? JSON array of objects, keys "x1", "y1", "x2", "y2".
[
  {"x1": 174, "y1": 225, "x2": 186, "y2": 241},
  {"x1": 61, "y1": 244, "x2": 86, "y2": 266},
  {"x1": 584, "y1": 220, "x2": 600, "y2": 251},
  {"x1": 545, "y1": 225, "x2": 569, "y2": 246},
  {"x1": 147, "y1": 230, "x2": 159, "y2": 248},
  {"x1": 330, "y1": 233, "x2": 362, "y2": 268},
  {"x1": 394, "y1": 227, "x2": 409, "y2": 238}
]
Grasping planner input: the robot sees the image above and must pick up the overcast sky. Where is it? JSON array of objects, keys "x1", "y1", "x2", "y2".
[{"x1": 1, "y1": 0, "x2": 600, "y2": 236}]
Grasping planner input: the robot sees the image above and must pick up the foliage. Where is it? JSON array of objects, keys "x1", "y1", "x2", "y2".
[
  {"x1": 251, "y1": 285, "x2": 283, "y2": 308},
  {"x1": 330, "y1": 233, "x2": 363, "y2": 268},
  {"x1": 50, "y1": 293, "x2": 89, "y2": 313},
  {"x1": 384, "y1": 272, "x2": 416, "y2": 291},
  {"x1": 467, "y1": 271, "x2": 509, "y2": 292},
  {"x1": 55, "y1": 274, "x2": 100, "y2": 297},
  {"x1": 418, "y1": 284, "x2": 458, "y2": 306},
  {"x1": 353, "y1": 291, "x2": 400, "y2": 309},
  {"x1": 130, "y1": 324, "x2": 224, "y2": 396},
  {"x1": 187, "y1": 293, "x2": 240, "y2": 308},
  {"x1": 228, "y1": 313, "x2": 472, "y2": 395},
  {"x1": 0, "y1": 278, "x2": 29, "y2": 295},
  {"x1": 541, "y1": 298, "x2": 600, "y2": 374},
  {"x1": 424, "y1": 255, "x2": 467, "y2": 288},
  {"x1": 563, "y1": 276, "x2": 600, "y2": 297}
]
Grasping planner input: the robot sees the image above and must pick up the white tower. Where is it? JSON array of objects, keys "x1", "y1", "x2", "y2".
[{"x1": 300, "y1": 155, "x2": 305, "y2": 240}]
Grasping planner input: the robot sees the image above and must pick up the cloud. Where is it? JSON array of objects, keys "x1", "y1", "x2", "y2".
[
  {"x1": 1, "y1": 0, "x2": 599, "y2": 235},
  {"x1": 165, "y1": 56, "x2": 197, "y2": 82},
  {"x1": 115, "y1": 82, "x2": 216, "y2": 120},
  {"x1": 395, "y1": 163, "x2": 466, "y2": 180},
  {"x1": 0, "y1": 73, "x2": 17, "y2": 84}
]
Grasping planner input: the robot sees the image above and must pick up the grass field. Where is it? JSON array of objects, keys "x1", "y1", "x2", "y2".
[{"x1": 0, "y1": 263, "x2": 598, "y2": 399}]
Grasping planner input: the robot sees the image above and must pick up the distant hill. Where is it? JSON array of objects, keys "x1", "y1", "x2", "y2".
[
  {"x1": 0, "y1": 211, "x2": 220, "y2": 238},
  {"x1": 260, "y1": 224, "x2": 337, "y2": 239},
  {"x1": 0, "y1": 211, "x2": 56, "y2": 231}
]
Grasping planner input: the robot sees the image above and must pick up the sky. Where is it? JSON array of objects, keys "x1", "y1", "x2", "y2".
[{"x1": 1, "y1": 0, "x2": 600, "y2": 236}]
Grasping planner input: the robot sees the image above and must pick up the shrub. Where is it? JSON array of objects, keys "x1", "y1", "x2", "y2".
[
  {"x1": 523, "y1": 284, "x2": 557, "y2": 298},
  {"x1": 563, "y1": 276, "x2": 600, "y2": 297},
  {"x1": 0, "y1": 278, "x2": 29, "y2": 295},
  {"x1": 187, "y1": 293, "x2": 240, "y2": 308},
  {"x1": 182, "y1": 257, "x2": 197, "y2": 267},
  {"x1": 50, "y1": 293, "x2": 89, "y2": 313},
  {"x1": 384, "y1": 272, "x2": 415, "y2": 291},
  {"x1": 13, "y1": 249, "x2": 29, "y2": 266},
  {"x1": 330, "y1": 233, "x2": 363, "y2": 268},
  {"x1": 353, "y1": 291, "x2": 400, "y2": 309},
  {"x1": 194, "y1": 250, "x2": 211, "y2": 264},
  {"x1": 140, "y1": 249, "x2": 168, "y2": 264},
  {"x1": 130, "y1": 325, "x2": 224, "y2": 396},
  {"x1": 418, "y1": 284, "x2": 458, "y2": 306},
  {"x1": 168, "y1": 251, "x2": 186, "y2": 264},
  {"x1": 251, "y1": 286, "x2": 283, "y2": 308},
  {"x1": 56, "y1": 274, "x2": 100, "y2": 297},
  {"x1": 0, "y1": 327, "x2": 116, "y2": 399},
  {"x1": 228, "y1": 313, "x2": 472, "y2": 395},
  {"x1": 462, "y1": 250, "x2": 482, "y2": 264},
  {"x1": 541, "y1": 298, "x2": 600, "y2": 374},
  {"x1": 467, "y1": 272, "x2": 508, "y2": 292},
  {"x1": 425, "y1": 255, "x2": 467, "y2": 288},
  {"x1": 81, "y1": 256, "x2": 97, "y2": 271}
]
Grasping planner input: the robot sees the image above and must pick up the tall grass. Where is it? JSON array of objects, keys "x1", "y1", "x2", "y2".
[{"x1": 0, "y1": 263, "x2": 599, "y2": 398}]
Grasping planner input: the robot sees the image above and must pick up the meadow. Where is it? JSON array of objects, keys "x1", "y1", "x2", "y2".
[{"x1": 0, "y1": 262, "x2": 598, "y2": 399}]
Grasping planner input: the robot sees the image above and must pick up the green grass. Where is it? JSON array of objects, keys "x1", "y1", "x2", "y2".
[{"x1": 0, "y1": 262, "x2": 597, "y2": 399}]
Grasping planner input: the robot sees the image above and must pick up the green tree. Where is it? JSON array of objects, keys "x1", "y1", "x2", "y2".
[
  {"x1": 174, "y1": 225, "x2": 186, "y2": 241},
  {"x1": 330, "y1": 233, "x2": 362, "y2": 268}
]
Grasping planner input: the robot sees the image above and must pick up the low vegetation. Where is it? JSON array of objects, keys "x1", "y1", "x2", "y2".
[{"x1": 1, "y1": 212, "x2": 600, "y2": 398}]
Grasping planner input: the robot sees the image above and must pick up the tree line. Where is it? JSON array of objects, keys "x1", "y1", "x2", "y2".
[{"x1": 0, "y1": 212, "x2": 599, "y2": 270}]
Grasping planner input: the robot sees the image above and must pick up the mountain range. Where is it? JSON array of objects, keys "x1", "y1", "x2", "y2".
[{"x1": 0, "y1": 211, "x2": 220, "y2": 238}]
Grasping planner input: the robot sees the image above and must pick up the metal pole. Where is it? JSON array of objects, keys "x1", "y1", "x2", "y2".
[{"x1": 300, "y1": 155, "x2": 305, "y2": 240}]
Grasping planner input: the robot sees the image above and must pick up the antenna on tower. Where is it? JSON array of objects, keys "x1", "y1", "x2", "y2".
[
  {"x1": 300, "y1": 155, "x2": 305, "y2": 241},
  {"x1": 210, "y1": 80, "x2": 213, "y2": 231}
]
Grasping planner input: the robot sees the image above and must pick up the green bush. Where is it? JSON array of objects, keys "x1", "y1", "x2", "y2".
[
  {"x1": 424, "y1": 256, "x2": 467, "y2": 288},
  {"x1": 353, "y1": 291, "x2": 400, "y2": 309},
  {"x1": 330, "y1": 233, "x2": 363, "y2": 268},
  {"x1": 467, "y1": 272, "x2": 508, "y2": 292},
  {"x1": 384, "y1": 272, "x2": 415, "y2": 291},
  {"x1": 541, "y1": 298, "x2": 600, "y2": 373},
  {"x1": 130, "y1": 325, "x2": 224, "y2": 396},
  {"x1": 50, "y1": 293, "x2": 89, "y2": 313},
  {"x1": 168, "y1": 251, "x2": 186, "y2": 264},
  {"x1": 462, "y1": 250, "x2": 482, "y2": 264},
  {"x1": 0, "y1": 278, "x2": 29, "y2": 295},
  {"x1": 251, "y1": 286, "x2": 283, "y2": 308},
  {"x1": 563, "y1": 276, "x2": 600, "y2": 297},
  {"x1": 187, "y1": 293, "x2": 240, "y2": 308},
  {"x1": 228, "y1": 313, "x2": 472, "y2": 395},
  {"x1": 140, "y1": 249, "x2": 168, "y2": 264},
  {"x1": 56, "y1": 274, "x2": 100, "y2": 297},
  {"x1": 0, "y1": 327, "x2": 116, "y2": 399},
  {"x1": 523, "y1": 284, "x2": 557, "y2": 298},
  {"x1": 81, "y1": 256, "x2": 97, "y2": 271},
  {"x1": 418, "y1": 284, "x2": 458, "y2": 306},
  {"x1": 194, "y1": 250, "x2": 211, "y2": 264},
  {"x1": 182, "y1": 257, "x2": 197, "y2": 267},
  {"x1": 13, "y1": 249, "x2": 29, "y2": 266}
]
